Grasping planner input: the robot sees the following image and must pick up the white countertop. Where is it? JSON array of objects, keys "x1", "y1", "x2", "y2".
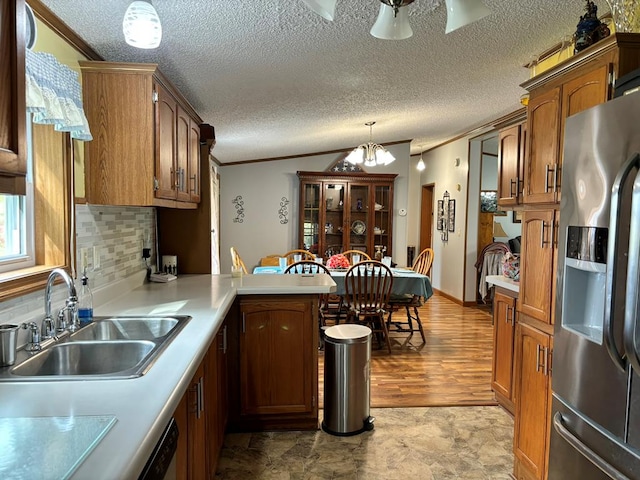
[
  {"x1": 485, "y1": 274, "x2": 519, "y2": 294},
  {"x1": 0, "y1": 274, "x2": 336, "y2": 479}
]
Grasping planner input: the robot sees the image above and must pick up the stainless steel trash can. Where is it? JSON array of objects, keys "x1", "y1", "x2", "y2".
[{"x1": 322, "y1": 324, "x2": 374, "y2": 436}]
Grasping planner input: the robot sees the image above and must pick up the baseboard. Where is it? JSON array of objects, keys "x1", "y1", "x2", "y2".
[{"x1": 432, "y1": 288, "x2": 463, "y2": 305}]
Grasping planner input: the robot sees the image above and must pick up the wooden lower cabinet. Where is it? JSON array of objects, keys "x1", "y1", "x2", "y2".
[
  {"x1": 513, "y1": 320, "x2": 552, "y2": 480},
  {"x1": 491, "y1": 288, "x2": 517, "y2": 414},
  {"x1": 175, "y1": 321, "x2": 229, "y2": 480},
  {"x1": 229, "y1": 295, "x2": 319, "y2": 431}
]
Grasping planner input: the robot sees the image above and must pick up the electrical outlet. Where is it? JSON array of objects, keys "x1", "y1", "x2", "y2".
[{"x1": 80, "y1": 247, "x2": 91, "y2": 271}]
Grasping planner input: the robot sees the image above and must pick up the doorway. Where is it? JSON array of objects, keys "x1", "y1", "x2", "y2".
[{"x1": 419, "y1": 184, "x2": 434, "y2": 267}]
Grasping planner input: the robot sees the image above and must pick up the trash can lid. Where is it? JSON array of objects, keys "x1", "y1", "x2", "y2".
[{"x1": 324, "y1": 324, "x2": 371, "y2": 342}]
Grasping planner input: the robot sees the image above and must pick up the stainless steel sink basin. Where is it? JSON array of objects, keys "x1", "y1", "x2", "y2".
[
  {"x1": 0, "y1": 315, "x2": 191, "y2": 381},
  {"x1": 69, "y1": 317, "x2": 182, "y2": 341},
  {"x1": 11, "y1": 341, "x2": 155, "y2": 377}
]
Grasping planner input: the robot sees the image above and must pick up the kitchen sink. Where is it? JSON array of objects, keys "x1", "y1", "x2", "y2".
[
  {"x1": 0, "y1": 315, "x2": 191, "y2": 381},
  {"x1": 10, "y1": 341, "x2": 155, "y2": 377},
  {"x1": 69, "y1": 317, "x2": 184, "y2": 341}
]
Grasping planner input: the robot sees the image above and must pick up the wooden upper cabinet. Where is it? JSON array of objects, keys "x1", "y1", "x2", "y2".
[
  {"x1": 156, "y1": 84, "x2": 178, "y2": 200},
  {"x1": 523, "y1": 87, "x2": 561, "y2": 205},
  {"x1": 80, "y1": 61, "x2": 202, "y2": 208},
  {"x1": 518, "y1": 210, "x2": 557, "y2": 325},
  {"x1": 497, "y1": 124, "x2": 523, "y2": 207},
  {"x1": 188, "y1": 119, "x2": 201, "y2": 203},
  {"x1": 522, "y1": 34, "x2": 640, "y2": 206},
  {"x1": 0, "y1": 0, "x2": 27, "y2": 190}
]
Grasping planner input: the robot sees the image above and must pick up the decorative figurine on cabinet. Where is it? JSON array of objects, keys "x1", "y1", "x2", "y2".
[
  {"x1": 356, "y1": 198, "x2": 363, "y2": 211},
  {"x1": 574, "y1": 0, "x2": 610, "y2": 54}
]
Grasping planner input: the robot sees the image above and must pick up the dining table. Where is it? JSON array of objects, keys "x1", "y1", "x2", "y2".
[{"x1": 252, "y1": 266, "x2": 434, "y2": 300}]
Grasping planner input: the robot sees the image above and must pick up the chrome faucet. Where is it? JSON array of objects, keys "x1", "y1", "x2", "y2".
[{"x1": 43, "y1": 268, "x2": 78, "y2": 338}]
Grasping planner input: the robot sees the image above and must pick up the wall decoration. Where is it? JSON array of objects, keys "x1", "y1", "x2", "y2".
[
  {"x1": 441, "y1": 191, "x2": 450, "y2": 241},
  {"x1": 232, "y1": 195, "x2": 244, "y2": 223},
  {"x1": 448, "y1": 199, "x2": 456, "y2": 232},
  {"x1": 278, "y1": 197, "x2": 290, "y2": 224},
  {"x1": 513, "y1": 210, "x2": 522, "y2": 224},
  {"x1": 436, "y1": 200, "x2": 444, "y2": 231},
  {"x1": 481, "y1": 190, "x2": 504, "y2": 213}
]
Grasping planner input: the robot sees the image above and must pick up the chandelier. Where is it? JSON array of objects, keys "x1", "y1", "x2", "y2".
[
  {"x1": 301, "y1": 0, "x2": 491, "y2": 40},
  {"x1": 346, "y1": 122, "x2": 395, "y2": 167}
]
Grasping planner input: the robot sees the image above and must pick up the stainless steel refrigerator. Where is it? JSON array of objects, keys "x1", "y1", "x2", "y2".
[{"x1": 549, "y1": 92, "x2": 640, "y2": 479}]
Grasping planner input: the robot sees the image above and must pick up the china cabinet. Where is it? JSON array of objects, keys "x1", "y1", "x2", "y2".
[
  {"x1": 297, "y1": 171, "x2": 397, "y2": 260},
  {"x1": 0, "y1": 0, "x2": 27, "y2": 193}
]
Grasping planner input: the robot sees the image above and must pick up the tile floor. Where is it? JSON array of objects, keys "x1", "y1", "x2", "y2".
[{"x1": 215, "y1": 406, "x2": 514, "y2": 479}]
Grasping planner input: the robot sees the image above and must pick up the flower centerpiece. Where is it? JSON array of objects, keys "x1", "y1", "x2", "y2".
[{"x1": 326, "y1": 254, "x2": 350, "y2": 270}]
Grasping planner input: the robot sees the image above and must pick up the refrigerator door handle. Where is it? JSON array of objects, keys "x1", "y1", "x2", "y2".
[
  {"x1": 553, "y1": 412, "x2": 631, "y2": 480},
  {"x1": 606, "y1": 153, "x2": 640, "y2": 372},
  {"x1": 624, "y1": 166, "x2": 640, "y2": 373}
]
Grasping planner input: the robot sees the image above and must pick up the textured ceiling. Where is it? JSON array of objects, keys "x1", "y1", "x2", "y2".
[{"x1": 39, "y1": 0, "x2": 610, "y2": 163}]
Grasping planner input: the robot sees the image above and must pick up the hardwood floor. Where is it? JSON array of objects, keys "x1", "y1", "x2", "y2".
[{"x1": 319, "y1": 294, "x2": 498, "y2": 408}]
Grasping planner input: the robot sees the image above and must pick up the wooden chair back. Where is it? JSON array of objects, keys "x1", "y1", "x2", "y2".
[
  {"x1": 342, "y1": 250, "x2": 371, "y2": 264},
  {"x1": 344, "y1": 261, "x2": 393, "y2": 315},
  {"x1": 412, "y1": 248, "x2": 434, "y2": 276},
  {"x1": 230, "y1": 246, "x2": 248, "y2": 274},
  {"x1": 283, "y1": 261, "x2": 330, "y2": 275},
  {"x1": 282, "y1": 249, "x2": 315, "y2": 264}
]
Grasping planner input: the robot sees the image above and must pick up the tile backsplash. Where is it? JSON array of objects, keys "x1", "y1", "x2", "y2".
[{"x1": 0, "y1": 204, "x2": 155, "y2": 327}]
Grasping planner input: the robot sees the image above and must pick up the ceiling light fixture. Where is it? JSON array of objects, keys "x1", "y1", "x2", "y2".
[
  {"x1": 301, "y1": 0, "x2": 337, "y2": 21},
  {"x1": 301, "y1": 0, "x2": 490, "y2": 39},
  {"x1": 444, "y1": 0, "x2": 491, "y2": 34},
  {"x1": 346, "y1": 121, "x2": 395, "y2": 167},
  {"x1": 123, "y1": 1, "x2": 162, "y2": 49},
  {"x1": 370, "y1": 2, "x2": 414, "y2": 40},
  {"x1": 417, "y1": 150, "x2": 426, "y2": 171}
]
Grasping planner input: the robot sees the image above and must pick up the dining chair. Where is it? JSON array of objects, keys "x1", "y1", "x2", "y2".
[
  {"x1": 282, "y1": 249, "x2": 315, "y2": 264},
  {"x1": 386, "y1": 248, "x2": 433, "y2": 343},
  {"x1": 229, "y1": 247, "x2": 248, "y2": 274},
  {"x1": 342, "y1": 250, "x2": 371, "y2": 264},
  {"x1": 343, "y1": 260, "x2": 394, "y2": 353},
  {"x1": 283, "y1": 260, "x2": 343, "y2": 344}
]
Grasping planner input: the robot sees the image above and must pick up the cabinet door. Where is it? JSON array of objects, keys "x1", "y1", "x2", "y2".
[
  {"x1": 491, "y1": 290, "x2": 516, "y2": 409},
  {"x1": 175, "y1": 105, "x2": 191, "y2": 202},
  {"x1": 206, "y1": 323, "x2": 228, "y2": 476},
  {"x1": 373, "y1": 184, "x2": 393, "y2": 257},
  {"x1": 323, "y1": 182, "x2": 347, "y2": 257},
  {"x1": 348, "y1": 183, "x2": 370, "y2": 254},
  {"x1": 497, "y1": 124, "x2": 521, "y2": 207},
  {"x1": 300, "y1": 181, "x2": 322, "y2": 255},
  {"x1": 187, "y1": 363, "x2": 207, "y2": 480},
  {"x1": 0, "y1": 0, "x2": 27, "y2": 183},
  {"x1": 216, "y1": 323, "x2": 228, "y2": 448},
  {"x1": 188, "y1": 119, "x2": 201, "y2": 203},
  {"x1": 240, "y1": 299, "x2": 314, "y2": 416},
  {"x1": 524, "y1": 87, "x2": 561, "y2": 204},
  {"x1": 519, "y1": 210, "x2": 556, "y2": 324},
  {"x1": 557, "y1": 64, "x2": 610, "y2": 201},
  {"x1": 155, "y1": 84, "x2": 177, "y2": 200},
  {"x1": 513, "y1": 322, "x2": 551, "y2": 480}
]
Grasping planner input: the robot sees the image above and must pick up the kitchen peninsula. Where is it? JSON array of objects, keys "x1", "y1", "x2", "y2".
[{"x1": 0, "y1": 274, "x2": 335, "y2": 479}]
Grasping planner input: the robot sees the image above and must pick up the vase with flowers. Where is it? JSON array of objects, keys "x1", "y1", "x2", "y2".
[{"x1": 326, "y1": 254, "x2": 350, "y2": 270}]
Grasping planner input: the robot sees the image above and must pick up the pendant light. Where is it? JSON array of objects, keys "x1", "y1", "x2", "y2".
[
  {"x1": 123, "y1": 1, "x2": 162, "y2": 49},
  {"x1": 417, "y1": 150, "x2": 426, "y2": 171},
  {"x1": 346, "y1": 122, "x2": 395, "y2": 167}
]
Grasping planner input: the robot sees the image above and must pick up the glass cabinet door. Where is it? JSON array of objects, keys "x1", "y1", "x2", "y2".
[
  {"x1": 348, "y1": 184, "x2": 370, "y2": 255},
  {"x1": 323, "y1": 183, "x2": 346, "y2": 257},
  {"x1": 301, "y1": 183, "x2": 321, "y2": 255},
  {"x1": 373, "y1": 185, "x2": 392, "y2": 259}
]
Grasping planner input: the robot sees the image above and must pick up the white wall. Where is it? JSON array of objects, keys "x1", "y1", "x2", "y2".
[
  {"x1": 218, "y1": 142, "x2": 414, "y2": 273},
  {"x1": 419, "y1": 139, "x2": 472, "y2": 300}
]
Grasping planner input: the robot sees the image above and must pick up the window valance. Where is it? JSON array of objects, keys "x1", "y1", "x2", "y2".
[{"x1": 25, "y1": 50, "x2": 92, "y2": 141}]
